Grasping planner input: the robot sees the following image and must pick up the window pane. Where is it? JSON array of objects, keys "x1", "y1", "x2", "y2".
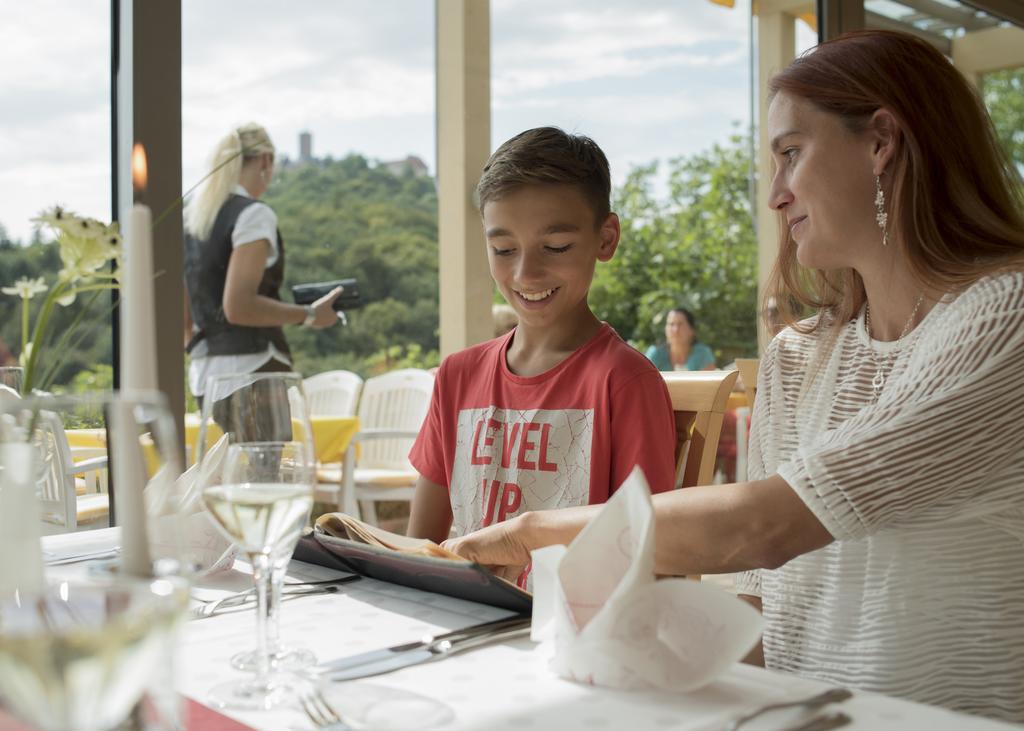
[
  {"x1": 493, "y1": 0, "x2": 759, "y2": 360},
  {"x1": 0, "y1": 0, "x2": 112, "y2": 390},
  {"x1": 182, "y1": 0, "x2": 438, "y2": 399}
]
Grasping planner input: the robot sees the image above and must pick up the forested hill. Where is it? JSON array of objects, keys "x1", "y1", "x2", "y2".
[{"x1": 263, "y1": 154, "x2": 441, "y2": 377}]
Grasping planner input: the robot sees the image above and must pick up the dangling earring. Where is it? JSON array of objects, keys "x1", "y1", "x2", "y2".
[{"x1": 874, "y1": 175, "x2": 888, "y2": 247}]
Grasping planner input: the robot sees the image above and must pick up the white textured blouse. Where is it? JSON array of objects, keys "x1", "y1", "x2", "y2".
[{"x1": 737, "y1": 272, "x2": 1024, "y2": 723}]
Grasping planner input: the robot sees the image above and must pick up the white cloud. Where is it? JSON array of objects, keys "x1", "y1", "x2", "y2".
[{"x1": 1, "y1": 0, "x2": 759, "y2": 243}]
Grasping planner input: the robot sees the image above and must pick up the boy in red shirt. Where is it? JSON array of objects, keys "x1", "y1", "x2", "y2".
[{"x1": 408, "y1": 127, "x2": 676, "y2": 545}]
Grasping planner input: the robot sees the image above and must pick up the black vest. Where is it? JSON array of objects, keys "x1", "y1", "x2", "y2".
[{"x1": 184, "y1": 194, "x2": 291, "y2": 357}]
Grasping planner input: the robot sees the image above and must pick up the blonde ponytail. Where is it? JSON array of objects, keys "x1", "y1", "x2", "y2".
[{"x1": 184, "y1": 122, "x2": 275, "y2": 241}]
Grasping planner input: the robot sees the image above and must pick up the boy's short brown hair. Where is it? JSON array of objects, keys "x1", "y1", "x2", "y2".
[{"x1": 476, "y1": 127, "x2": 611, "y2": 225}]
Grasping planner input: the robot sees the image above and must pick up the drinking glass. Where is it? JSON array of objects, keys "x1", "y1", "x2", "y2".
[
  {"x1": 0, "y1": 365, "x2": 23, "y2": 396},
  {"x1": 201, "y1": 440, "x2": 315, "y2": 710},
  {"x1": 197, "y1": 371, "x2": 319, "y2": 675},
  {"x1": 0, "y1": 391, "x2": 190, "y2": 731},
  {"x1": 0, "y1": 576, "x2": 189, "y2": 731}
]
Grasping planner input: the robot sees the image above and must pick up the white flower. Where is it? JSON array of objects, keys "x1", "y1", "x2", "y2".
[
  {"x1": 1, "y1": 276, "x2": 48, "y2": 299},
  {"x1": 57, "y1": 230, "x2": 120, "y2": 282},
  {"x1": 33, "y1": 206, "x2": 109, "y2": 241}
]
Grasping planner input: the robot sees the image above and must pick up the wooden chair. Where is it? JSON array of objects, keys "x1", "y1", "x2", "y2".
[
  {"x1": 661, "y1": 370, "x2": 739, "y2": 489},
  {"x1": 734, "y1": 358, "x2": 760, "y2": 411}
]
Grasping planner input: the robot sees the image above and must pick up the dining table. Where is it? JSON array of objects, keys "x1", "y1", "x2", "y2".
[
  {"x1": 36, "y1": 528, "x2": 1019, "y2": 731},
  {"x1": 65, "y1": 414, "x2": 360, "y2": 466}
]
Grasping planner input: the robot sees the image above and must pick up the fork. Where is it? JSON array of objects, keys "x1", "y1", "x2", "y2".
[
  {"x1": 300, "y1": 688, "x2": 354, "y2": 731},
  {"x1": 722, "y1": 688, "x2": 852, "y2": 731},
  {"x1": 190, "y1": 583, "x2": 345, "y2": 619}
]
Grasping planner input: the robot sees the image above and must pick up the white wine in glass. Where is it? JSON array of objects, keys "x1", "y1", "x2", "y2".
[
  {"x1": 201, "y1": 441, "x2": 314, "y2": 711},
  {"x1": 0, "y1": 577, "x2": 188, "y2": 731}
]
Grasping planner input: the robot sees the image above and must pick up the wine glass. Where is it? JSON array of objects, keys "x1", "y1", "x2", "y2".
[
  {"x1": 0, "y1": 576, "x2": 189, "y2": 731},
  {"x1": 201, "y1": 439, "x2": 315, "y2": 710},
  {"x1": 197, "y1": 371, "x2": 319, "y2": 674},
  {"x1": 0, "y1": 392, "x2": 190, "y2": 731},
  {"x1": 0, "y1": 365, "x2": 23, "y2": 397}
]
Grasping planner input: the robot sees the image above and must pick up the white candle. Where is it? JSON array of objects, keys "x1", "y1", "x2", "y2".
[
  {"x1": 116, "y1": 142, "x2": 157, "y2": 576},
  {"x1": 121, "y1": 143, "x2": 157, "y2": 391},
  {"x1": 112, "y1": 399, "x2": 152, "y2": 576}
]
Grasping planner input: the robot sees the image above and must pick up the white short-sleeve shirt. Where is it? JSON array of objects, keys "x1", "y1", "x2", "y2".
[{"x1": 188, "y1": 186, "x2": 290, "y2": 397}]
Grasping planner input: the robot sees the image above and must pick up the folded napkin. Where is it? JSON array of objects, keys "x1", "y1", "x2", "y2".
[
  {"x1": 148, "y1": 434, "x2": 235, "y2": 575},
  {"x1": 531, "y1": 466, "x2": 763, "y2": 692}
]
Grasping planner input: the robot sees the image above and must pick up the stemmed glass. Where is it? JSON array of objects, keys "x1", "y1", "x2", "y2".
[
  {"x1": 197, "y1": 372, "x2": 316, "y2": 710},
  {"x1": 0, "y1": 391, "x2": 190, "y2": 731},
  {"x1": 197, "y1": 371, "x2": 318, "y2": 672},
  {"x1": 0, "y1": 366, "x2": 23, "y2": 397}
]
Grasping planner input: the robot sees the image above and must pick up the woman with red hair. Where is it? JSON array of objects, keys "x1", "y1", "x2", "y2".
[{"x1": 442, "y1": 31, "x2": 1024, "y2": 721}]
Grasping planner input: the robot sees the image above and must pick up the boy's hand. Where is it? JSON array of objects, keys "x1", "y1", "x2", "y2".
[{"x1": 441, "y1": 515, "x2": 532, "y2": 582}]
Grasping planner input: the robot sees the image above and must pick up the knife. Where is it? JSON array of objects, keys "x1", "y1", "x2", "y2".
[{"x1": 316, "y1": 615, "x2": 532, "y2": 681}]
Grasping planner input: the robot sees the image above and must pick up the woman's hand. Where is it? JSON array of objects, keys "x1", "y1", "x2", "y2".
[
  {"x1": 310, "y1": 286, "x2": 345, "y2": 329},
  {"x1": 441, "y1": 514, "x2": 533, "y2": 582}
]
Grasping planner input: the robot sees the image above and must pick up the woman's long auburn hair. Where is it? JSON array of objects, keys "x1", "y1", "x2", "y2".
[{"x1": 766, "y1": 30, "x2": 1024, "y2": 336}]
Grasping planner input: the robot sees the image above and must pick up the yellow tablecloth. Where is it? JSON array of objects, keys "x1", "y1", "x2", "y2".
[
  {"x1": 67, "y1": 415, "x2": 360, "y2": 467},
  {"x1": 182, "y1": 413, "x2": 359, "y2": 464},
  {"x1": 727, "y1": 391, "x2": 749, "y2": 411}
]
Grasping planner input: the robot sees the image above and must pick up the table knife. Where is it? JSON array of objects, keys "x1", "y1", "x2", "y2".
[{"x1": 316, "y1": 615, "x2": 531, "y2": 681}]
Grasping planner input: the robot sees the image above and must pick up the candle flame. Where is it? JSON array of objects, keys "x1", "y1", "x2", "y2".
[{"x1": 132, "y1": 143, "x2": 148, "y2": 193}]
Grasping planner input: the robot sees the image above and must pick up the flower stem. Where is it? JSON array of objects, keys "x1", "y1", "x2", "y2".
[
  {"x1": 22, "y1": 280, "x2": 68, "y2": 394},
  {"x1": 20, "y1": 295, "x2": 29, "y2": 353}
]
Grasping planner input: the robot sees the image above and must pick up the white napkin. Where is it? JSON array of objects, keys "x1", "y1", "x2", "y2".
[
  {"x1": 531, "y1": 466, "x2": 764, "y2": 692},
  {"x1": 147, "y1": 433, "x2": 235, "y2": 575}
]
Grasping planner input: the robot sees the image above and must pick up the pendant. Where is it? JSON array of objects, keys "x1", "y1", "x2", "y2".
[{"x1": 872, "y1": 371, "x2": 885, "y2": 396}]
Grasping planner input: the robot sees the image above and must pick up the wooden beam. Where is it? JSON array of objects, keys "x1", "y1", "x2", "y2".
[
  {"x1": 865, "y1": 10, "x2": 952, "y2": 55},
  {"x1": 116, "y1": 0, "x2": 185, "y2": 449},
  {"x1": 961, "y1": 0, "x2": 1024, "y2": 26},
  {"x1": 896, "y1": 0, "x2": 1000, "y2": 32},
  {"x1": 756, "y1": 9, "x2": 795, "y2": 352},
  {"x1": 436, "y1": 0, "x2": 493, "y2": 357},
  {"x1": 820, "y1": 0, "x2": 864, "y2": 40},
  {"x1": 953, "y1": 25, "x2": 1024, "y2": 77}
]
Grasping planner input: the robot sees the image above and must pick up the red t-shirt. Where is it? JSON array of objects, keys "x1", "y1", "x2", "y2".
[{"x1": 409, "y1": 323, "x2": 676, "y2": 537}]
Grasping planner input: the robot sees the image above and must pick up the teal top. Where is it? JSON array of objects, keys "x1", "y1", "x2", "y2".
[{"x1": 644, "y1": 342, "x2": 716, "y2": 372}]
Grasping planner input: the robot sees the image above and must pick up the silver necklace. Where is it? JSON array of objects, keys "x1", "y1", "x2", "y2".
[{"x1": 864, "y1": 294, "x2": 924, "y2": 400}]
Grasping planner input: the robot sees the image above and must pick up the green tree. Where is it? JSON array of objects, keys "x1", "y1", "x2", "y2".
[
  {"x1": 983, "y1": 67, "x2": 1024, "y2": 171},
  {"x1": 262, "y1": 155, "x2": 440, "y2": 377},
  {"x1": 591, "y1": 133, "x2": 758, "y2": 363},
  {"x1": 0, "y1": 238, "x2": 113, "y2": 383}
]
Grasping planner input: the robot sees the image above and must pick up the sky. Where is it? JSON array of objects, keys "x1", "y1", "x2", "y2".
[{"x1": 0, "y1": 0, "x2": 816, "y2": 244}]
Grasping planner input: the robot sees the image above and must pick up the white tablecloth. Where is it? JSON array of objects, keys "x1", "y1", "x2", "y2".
[{"x1": 41, "y1": 529, "x2": 1019, "y2": 731}]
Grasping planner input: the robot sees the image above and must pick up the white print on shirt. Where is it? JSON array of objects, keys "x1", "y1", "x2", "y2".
[{"x1": 450, "y1": 407, "x2": 593, "y2": 537}]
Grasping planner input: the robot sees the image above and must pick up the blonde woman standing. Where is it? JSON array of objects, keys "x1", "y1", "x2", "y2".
[{"x1": 183, "y1": 123, "x2": 342, "y2": 418}]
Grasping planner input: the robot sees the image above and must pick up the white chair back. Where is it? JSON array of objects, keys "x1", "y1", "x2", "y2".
[
  {"x1": 36, "y1": 410, "x2": 79, "y2": 531},
  {"x1": 357, "y1": 368, "x2": 434, "y2": 470},
  {"x1": 304, "y1": 370, "x2": 364, "y2": 417}
]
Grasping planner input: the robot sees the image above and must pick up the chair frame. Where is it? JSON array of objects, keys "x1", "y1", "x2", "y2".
[
  {"x1": 37, "y1": 411, "x2": 110, "y2": 534},
  {"x1": 334, "y1": 369, "x2": 434, "y2": 523},
  {"x1": 304, "y1": 370, "x2": 363, "y2": 418},
  {"x1": 661, "y1": 370, "x2": 739, "y2": 488}
]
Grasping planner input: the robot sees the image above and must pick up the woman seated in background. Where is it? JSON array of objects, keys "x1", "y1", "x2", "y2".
[
  {"x1": 442, "y1": 30, "x2": 1024, "y2": 723},
  {"x1": 644, "y1": 307, "x2": 716, "y2": 371}
]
